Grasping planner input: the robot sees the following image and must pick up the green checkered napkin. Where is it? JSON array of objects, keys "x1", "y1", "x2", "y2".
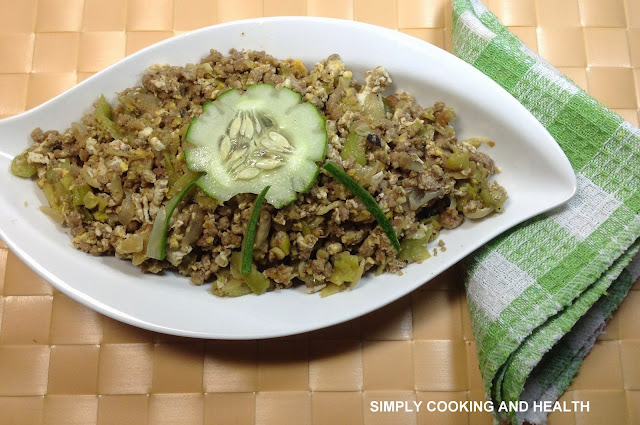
[{"x1": 452, "y1": 0, "x2": 640, "y2": 423}]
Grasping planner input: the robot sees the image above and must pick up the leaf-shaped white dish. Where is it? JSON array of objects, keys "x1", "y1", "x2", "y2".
[{"x1": 0, "y1": 17, "x2": 576, "y2": 339}]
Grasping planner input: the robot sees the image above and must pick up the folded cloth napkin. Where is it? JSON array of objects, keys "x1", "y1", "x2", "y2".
[{"x1": 452, "y1": 0, "x2": 640, "y2": 423}]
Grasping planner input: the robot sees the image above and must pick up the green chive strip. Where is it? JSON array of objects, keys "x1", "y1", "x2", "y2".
[
  {"x1": 323, "y1": 162, "x2": 400, "y2": 252},
  {"x1": 146, "y1": 174, "x2": 202, "y2": 260},
  {"x1": 241, "y1": 186, "x2": 271, "y2": 275}
]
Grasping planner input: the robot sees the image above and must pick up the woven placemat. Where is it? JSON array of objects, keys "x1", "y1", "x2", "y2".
[{"x1": 0, "y1": 0, "x2": 639, "y2": 424}]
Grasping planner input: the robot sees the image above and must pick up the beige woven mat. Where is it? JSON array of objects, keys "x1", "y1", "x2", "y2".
[{"x1": 1, "y1": 0, "x2": 639, "y2": 424}]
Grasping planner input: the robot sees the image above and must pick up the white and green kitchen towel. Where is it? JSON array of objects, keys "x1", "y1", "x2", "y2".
[{"x1": 452, "y1": 0, "x2": 640, "y2": 423}]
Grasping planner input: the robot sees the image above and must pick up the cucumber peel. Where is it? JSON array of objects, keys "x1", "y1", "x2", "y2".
[
  {"x1": 146, "y1": 174, "x2": 202, "y2": 260},
  {"x1": 323, "y1": 162, "x2": 400, "y2": 252},
  {"x1": 241, "y1": 185, "x2": 270, "y2": 275}
]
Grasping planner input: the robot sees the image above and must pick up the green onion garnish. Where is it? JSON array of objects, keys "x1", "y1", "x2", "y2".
[
  {"x1": 241, "y1": 186, "x2": 271, "y2": 275},
  {"x1": 323, "y1": 162, "x2": 400, "y2": 252},
  {"x1": 146, "y1": 174, "x2": 201, "y2": 260}
]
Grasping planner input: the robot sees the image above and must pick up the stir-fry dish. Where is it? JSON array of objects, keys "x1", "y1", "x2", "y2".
[{"x1": 10, "y1": 49, "x2": 507, "y2": 297}]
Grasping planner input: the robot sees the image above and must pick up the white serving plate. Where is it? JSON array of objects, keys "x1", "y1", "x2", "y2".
[{"x1": 0, "y1": 17, "x2": 576, "y2": 339}]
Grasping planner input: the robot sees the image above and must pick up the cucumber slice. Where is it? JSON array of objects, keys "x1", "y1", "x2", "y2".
[{"x1": 184, "y1": 84, "x2": 327, "y2": 208}]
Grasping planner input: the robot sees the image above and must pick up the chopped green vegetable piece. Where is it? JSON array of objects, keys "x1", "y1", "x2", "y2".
[
  {"x1": 110, "y1": 174, "x2": 124, "y2": 203},
  {"x1": 328, "y1": 252, "x2": 361, "y2": 285},
  {"x1": 162, "y1": 151, "x2": 177, "y2": 185},
  {"x1": 59, "y1": 173, "x2": 73, "y2": 190},
  {"x1": 97, "y1": 196, "x2": 109, "y2": 212},
  {"x1": 341, "y1": 129, "x2": 366, "y2": 166},
  {"x1": 337, "y1": 76, "x2": 351, "y2": 90},
  {"x1": 58, "y1": 158, "x2": 71, "y2": 169},
  {"x1": 320, "y1": 283, "x2": 343, "y2": 298},
  {"x1": 194, "y1": 190, "x2": 219, "y2": 210},
  {"x1": 229, "y1": 251, "x2": 243, "y2": 279},
  {"x1": 242, "y1": 270, "x2": 270, "y2": 295},
  {"x1": 382, "y1": 96, "x2": 394, "y2": 115},
  {"x1": 279, "y1": 234, "x2": 290, "y2": 255},
  {"x1": 94, "y1": 211, "x2": 109, "y2": 222},
  {"x1": 444, "y1": 151, "x2": 470, "y2": 171},
  {"x1": 95, "y1": 94, "x2": 112, "y2": 119},
  {"x1": 83, "y1": 191, "x2": 99, "y2": 209},
  {"x1": 398, "y1": 234, "x2": 432, "y2": 263},
  {"x1": 270, "y1": 231, "x2": 290, "y2": 256},
  {"x1": 77, "y1": 206, "x2": 93, "y2": 222},
  {"x1": 362, "y1": 93, "x2": 385, "y2": 119},
  {"x1": 42, "y1": 182, "x2": 59, "y2": 210},
  {"x1": 10, "y1": 153, "x2": 37, "y2": 178},
  {"x1": 72, "y1": 184, "x2": 92, "y2": 206},
  {"x1": 95, "y1": 94, "x2": 121, "y2": 139},
  {"x1": 45, "y1": 168, "x2": 57, "y2": 183},
  {"x1": 488, "y1": 184, "x2": 508, "y2": 212},
  {"x1": 241, "y1": 186, "x2": 270, "y2": 275},
  {"x1": 479, "y1": 188, "x2": 493, "y2": 207},
  {"x1": 374, "y1": 259, "x2": 388, "y2": 276},
  {"x1": 293, "y1": 221, "x2": 311, "y2": 236},
  {"x1": 146, "y1": 174, "x2": 201, "y2": 260},
  {"x1": 230, "y1": 251, "x2": 270, "y2": 295},
  {"x1": 40, "y1": 206, "x2": 64, "y2": 225},
  {"x1": 323, "y1": 162, "x2": 400, "y2": 252},
  {"x1": 54, "y1": 180, "x2": 69, "y2": 199},
  {"x1": 211, "y1": 274, "x2": 253, "y2": 297}
]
